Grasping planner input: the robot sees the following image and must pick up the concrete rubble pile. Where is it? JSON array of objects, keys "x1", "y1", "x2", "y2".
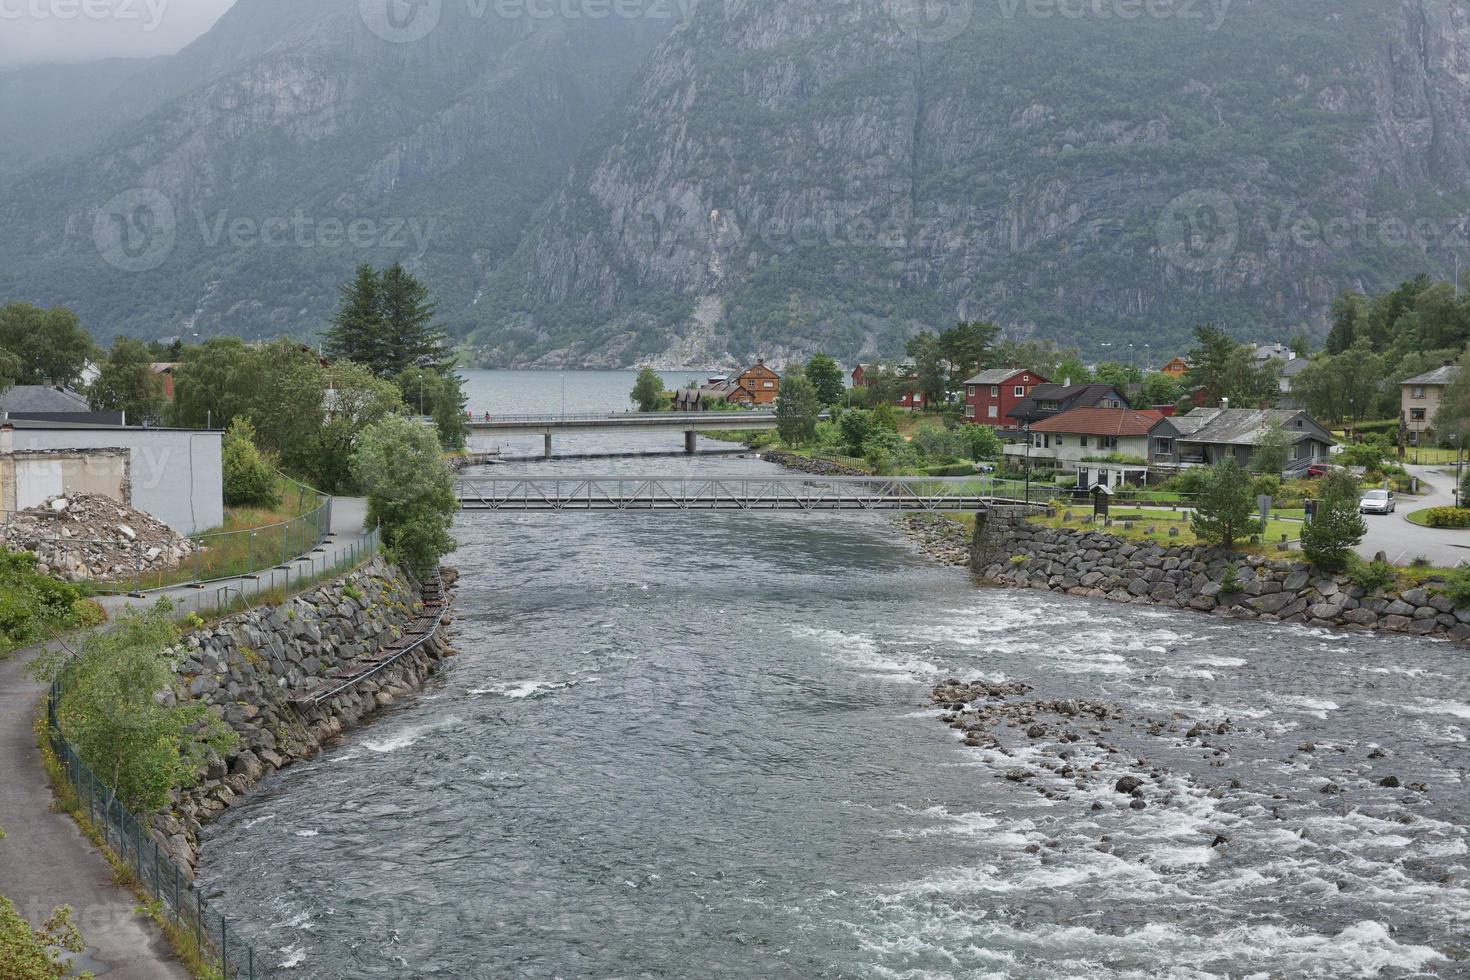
[{"x1": 0, "y1": 492, "x2": 198, "y2": 582}]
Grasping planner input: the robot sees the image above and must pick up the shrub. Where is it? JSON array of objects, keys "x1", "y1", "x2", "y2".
[
  {"x1": 0, "y1": 550, "x2": 95, "y2": 653},
  {"x1": 925, "y1": 463, "x2": 976, "y2": 476},
  {"x1": 1347, "y1": 557, "x2": 1397, "y2": 594},
  {"x1": 38, "y1": 603, "x2": 237, "y2": 813},
  {"x1": 1435, "y1": 566, "x2": 1470, "y2": 605},
  {"x1": 0, "y1": 889, "x2": 84, "y2": 979},
  {"x1": 1422, "y1": 507, "x2": 1470, "y2": 528},
  {"x1": 221, "y1": 418, "x2": 281, "y2": 508}
]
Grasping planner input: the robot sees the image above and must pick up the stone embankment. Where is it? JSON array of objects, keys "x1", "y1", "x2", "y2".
[
  {"x1": 972, "y1": 511, "x2": 1470, "y2": 643},
  {"x1": 760, "y1": 450, "x2": 867, "y2": 477},
  {"x1": 895, "y1": 515, "x2": 972, "y2": 567},
  {"x1": 152, "y1": 557, "x2": 455, "y2": 872}
]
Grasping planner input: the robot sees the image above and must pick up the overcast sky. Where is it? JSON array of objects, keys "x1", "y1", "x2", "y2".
[{"x1": 0, "y1": 0, "x2": 237, "y2": 66}]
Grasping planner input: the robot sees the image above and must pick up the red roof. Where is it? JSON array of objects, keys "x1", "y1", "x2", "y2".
[{"x1": 1029, "y1": 407, "x2": 1164, "y2": 437}]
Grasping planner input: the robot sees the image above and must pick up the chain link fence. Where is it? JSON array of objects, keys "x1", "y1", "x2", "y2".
[
  {"x1": 27, "y1": 482, "x2": 334, "y2": 595},
  {"x1": 47, "y1": 683, "x2": 268, "y2": 979}
]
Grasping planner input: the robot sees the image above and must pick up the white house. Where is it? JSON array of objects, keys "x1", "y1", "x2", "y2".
[{"x1": 1003, "y1": 406, "x2": 1165, "y2": 488}]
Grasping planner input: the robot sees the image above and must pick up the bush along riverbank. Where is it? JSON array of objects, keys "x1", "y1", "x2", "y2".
[
  {"x1": 971, "y1": 510, "x2": 1470, "y2": 642},
  {"x1": 153, "y1": 557, "x2": 455, "y2": 874},
  {"x1": 759, "y1": 450, "x2": 868, "y2": 477}
]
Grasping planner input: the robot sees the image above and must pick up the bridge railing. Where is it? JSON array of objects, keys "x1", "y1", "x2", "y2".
[
  {"x1": 469, "y1": 411, "x2": 778, "y2": 424},
  {"x1": 455, "y1": 475, "x2": 1036, "y2": 512}
]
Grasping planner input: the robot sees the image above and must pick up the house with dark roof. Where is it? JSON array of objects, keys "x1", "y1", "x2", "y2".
[
  {"x1": 0, "y1": 386, "x2": 124, "y2": 426},
  {"x1": 1003, "y1": 406, "x2": 1164, "y2": 488},
  {"x1": 1401, "y1": 363, "x2": 1460, "y2": 444},
  {"x1": 962, "y1": 368, "x2": 1048, "y2": 428},
  {"x1": 1149, "y1": 407, "x2": 1334, "y2": 474},
  {"x1": 1007, "y1": 383, "x2": 1130, "y2": 428}
]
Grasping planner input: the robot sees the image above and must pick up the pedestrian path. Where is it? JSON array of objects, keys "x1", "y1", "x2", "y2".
[{"x1": 0, "y1": 498, "x2": 375, "y2": 978}]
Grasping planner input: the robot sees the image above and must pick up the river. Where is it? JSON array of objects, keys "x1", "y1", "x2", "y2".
[{"x1": 196, "y1": 373, "x2": 1469, "y2": 978}]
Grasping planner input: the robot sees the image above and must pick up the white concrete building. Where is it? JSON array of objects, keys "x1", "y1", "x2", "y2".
[{"x1": 1, "y1": 421, "x2": 224, "y2": 534}]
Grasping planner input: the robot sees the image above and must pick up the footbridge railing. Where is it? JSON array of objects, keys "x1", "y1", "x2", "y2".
[{"x1": 455, "y1": 476, "x2": 1030, "y2": 513}]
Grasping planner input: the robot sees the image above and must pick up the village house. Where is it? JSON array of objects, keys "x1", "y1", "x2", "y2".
[
  {"x1": 1400, "y1": 363, "x2": 1460, "y2": 445},
  {"x1": 1160, "y1": 357, "x2": 1190, "y2": 379},
  {"x1": 673, "y1": 361, "x2": 780, "y2": 410},
  {"x1": 1149, "y1": 406, "x2": 1335, "y2": 474},
  {"x1": 1007, "y1": 382, "x2": 1130, "y2": 429},
  {"x1": 963, "y1": 368, "x2": 1048, "y2": 429},
  {"x1": 0, "y1": 385, "x2": 124, "y2": 425},
  {"x1": 852, "y1": 363, "x2": 925, "y2": 409},
  {"x1": 1002, "y1": 407, "x2": 1164, "y2": 489}
]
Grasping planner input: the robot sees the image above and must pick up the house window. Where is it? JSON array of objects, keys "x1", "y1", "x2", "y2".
[
  {"x1": 1079, "y1": 436, "x2": 1089, "y2": 448},
  {"x1": 1156, "y1": 438, "x2": 1173, "y2": 454},
  {"x1": 990, "y1": 386, "x2": 999, "y2": 397},
  {"x1": 1411, "y1": 408, "x2": 1426, "y2": 422},
  {"x1": 1055, "y1": 437, "x2": 1064, "y2": 446},
  {"x1": 764, "y1": 381, "x2": 775, "y2": 388},
  {"x1": 987, "y1": 405, "x2": 998, "y2": 419},
  {"x1": 967, "y1": 386, "x2": 975, "y2": 397},
  {"x1": 1412, "y1": 386, "x2": 1426, "y2": 399},
  {"x1": 965, "y1": 404, "x2": 975, "y2": 418},
  {"x1": 1015, "y1": 386, "x2": 1026, "y2": 397}
]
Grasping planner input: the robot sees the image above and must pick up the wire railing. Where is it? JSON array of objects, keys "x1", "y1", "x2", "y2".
[
  {"x1": 26, "y1": 492, "x2": 333, "y2": 596},
  {"x1": 39, "y1": 527, "x2": 385, "y2": 980},
  {"x1": 43, "y1": 717, "x2": 268, "y2": 979}
]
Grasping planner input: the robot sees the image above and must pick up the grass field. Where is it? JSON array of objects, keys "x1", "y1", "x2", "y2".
[{"x1": 1031, "y1": 506, "x2": 1301, "y2": 551}]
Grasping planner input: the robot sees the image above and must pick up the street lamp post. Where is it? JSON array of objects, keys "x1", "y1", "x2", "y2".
[
  {"x1": 1456, "y1": 433, "x2": 1464, "y2": 508},
  {"x1": 1024, "y1": 421, "x2": 1032, "y2": 504}
]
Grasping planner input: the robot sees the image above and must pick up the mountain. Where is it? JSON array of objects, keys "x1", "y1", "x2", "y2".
[
  {"x1": 468, "y1": 0, "x2": 1470, "y2": 367},
  {"x1": 0, "y1": 0, "x2": 672, "y2": 344},
  {"x1": 2, "y1": 0, "x2": 1469, "y2": 367}
]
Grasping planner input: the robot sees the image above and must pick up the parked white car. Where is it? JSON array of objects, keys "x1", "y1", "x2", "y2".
[{"x1": 1359, "y1": 489, "x2": 1396, "y2": 515}]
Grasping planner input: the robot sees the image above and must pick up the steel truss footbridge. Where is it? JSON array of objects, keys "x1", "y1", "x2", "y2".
[{"x1": 455, "y1": 476, "x2": 1032, "y2": 513}]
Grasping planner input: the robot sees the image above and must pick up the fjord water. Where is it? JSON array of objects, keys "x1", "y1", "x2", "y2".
[{"x1": 197, "y1": 375, "x2": 1469, "y2": 978}]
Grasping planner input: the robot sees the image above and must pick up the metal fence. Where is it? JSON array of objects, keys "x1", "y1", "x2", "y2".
[
  {"x1": 35, "y1": 494, "x2": 334, "y2": 595},
  {"x1": 38, "y1": 525, "x2": 385, "y2": 979},
  {"x1": 46, "y1": 685, "x2": 268, "y2": 979}
]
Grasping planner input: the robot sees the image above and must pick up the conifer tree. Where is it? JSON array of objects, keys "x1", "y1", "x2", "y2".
[
  {"x1": 323, "y1": 264, "x2": 385, "y2": 369},
  {"x1": 1190, "y1": 458, "x2": 1262, "y2": 551}
]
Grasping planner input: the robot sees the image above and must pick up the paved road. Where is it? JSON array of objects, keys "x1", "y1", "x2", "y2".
[
  {"x1": 1358, "y1": 464, "x2": 1470, "y2": 567},
  {"x1": 0, "y1": 498, "x2": 373, "y2": 977}
]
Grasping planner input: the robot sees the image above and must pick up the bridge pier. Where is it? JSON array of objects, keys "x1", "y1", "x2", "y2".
[
  {"x1": 684, "y1": 430, "x2": 697, "y2": 455},
  {"x1": 544, "y1": 433, "x2": 553, "y2": 459}
]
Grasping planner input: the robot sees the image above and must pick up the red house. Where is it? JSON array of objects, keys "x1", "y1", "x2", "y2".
[
  {"x1": 851, "y1": 364, "x2": 925, "y2": 409},
  {"x1": 964, "y1": 368, "x2": 1048, "y2": 428}
]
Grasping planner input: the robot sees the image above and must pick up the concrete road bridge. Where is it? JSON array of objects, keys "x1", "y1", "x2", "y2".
[
  {"x1": 466, "y1": 412, "x2": 823, "y2": 457},
  {"x1": 455, "y1": 476, "x2": 1031, "y2": 513}
]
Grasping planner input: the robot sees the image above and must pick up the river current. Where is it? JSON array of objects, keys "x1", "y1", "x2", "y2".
[{"x1": 198, "y1": 374, "x2": 1470, "y2": 978}]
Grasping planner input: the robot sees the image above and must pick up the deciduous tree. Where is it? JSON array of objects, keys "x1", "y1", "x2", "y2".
[
  {"x1": 0, "y1": 302, "x2": 94, "y2": 388},
  {"x1": 803, "y1": 354, "x2": 846, "y2": 406},
  {"x1": 631, "y1": 367, "x2": 666, "y2": 412},
  {"x1": 776, "y1": 375, "x2": 821, "y2": 446},
  {"x1": 88, "y1": 337, "x2": 166, "y2": 424},
  {"x1": 351, "y1": 414, "x2": 459, "y2": 576}
]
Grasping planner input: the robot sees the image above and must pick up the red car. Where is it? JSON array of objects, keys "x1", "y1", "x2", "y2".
[{"x1": 1307, "y1": 464, "x2": 1333, "y2": 478}]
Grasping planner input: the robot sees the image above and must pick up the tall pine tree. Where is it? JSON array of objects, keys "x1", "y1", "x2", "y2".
[
  {"x1": 323, "y1": 265, "x2": 385, "y2": 369},
  {"x1": 379, "y1": 263, "x2": 451, "y2": 377}
]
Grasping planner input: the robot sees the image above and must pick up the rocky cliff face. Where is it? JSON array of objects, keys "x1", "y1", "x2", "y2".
[
  {"x1": 471, "y1": 0, "x2": 1470, "y2": 366},
  {"x1": 0, "y1": 1, "x2": 669, "y2": 342},
  {"x1": 3, "y1": 0, "x2": 1469, "y2": 364}
]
